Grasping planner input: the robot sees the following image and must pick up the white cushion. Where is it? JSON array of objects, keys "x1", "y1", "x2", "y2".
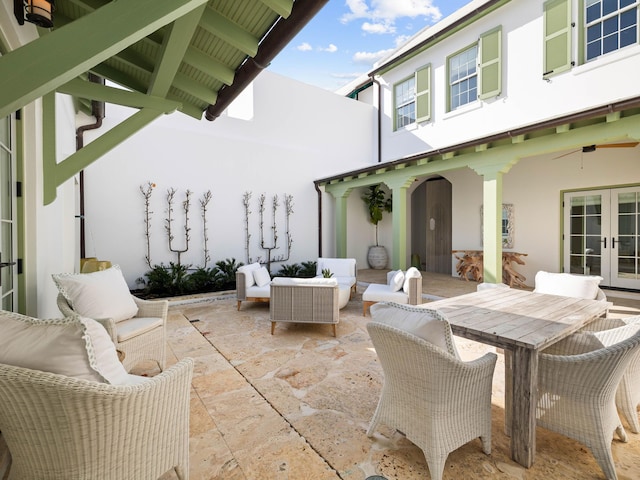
[
  {"x1": 0, "y1": 311, "x2": 131, "y2": 385},
  {"x1": 390, "y1": 270, "x2": 405, "y2": 292},
  {"x1": 116, "y1": 316, "x2": 163, "y2": 342},
  {"x1": 363, "y1": 283, "x2": 409, "y2": 304},
  {"x1": 271, "y1": 277, "x2": 338, "y2": 287},
  {"x1": 402, "y1": 267, "x2": 421, "y2": 293},
  {"x1": 533, "y1": 271, "x2": 603, "y2": 300},
  {"x1": 52, "y1": 265, "x2": 138, "y2": 322},
  {"x1": 370, "y1": 302, "x2": 454, "y2": 354},
  {"x1": 237, "y1": 262, "x2": 261, "y2": 289},
  {"x1": 317, "y1": 258, "x2": 356, "y2": 278},
  {"x1": 246, "y1": 284, "x2": 271, "y2": 298},
  {"x1": 253, "y1": 266, "x2": 271, "y2": 287}
]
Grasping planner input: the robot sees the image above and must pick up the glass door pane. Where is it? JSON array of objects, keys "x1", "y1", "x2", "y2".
[
  {"x1": 611, "y1": 187, "x2": 640, "y2": 288},
  {"x1": 566, "y1": 192, "x2": 607, "y2": 277}
]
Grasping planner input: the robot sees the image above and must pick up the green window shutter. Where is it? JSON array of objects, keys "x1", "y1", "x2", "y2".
[
  {"x1": 415, "y1": 64, "x2": 431, "y2": 123},
  {"x1": 479, "y1": 26, "x2": 502, "y2": 99},
  {"x1": 543, "y1": 0, "x2": 572, "y2": 78}
]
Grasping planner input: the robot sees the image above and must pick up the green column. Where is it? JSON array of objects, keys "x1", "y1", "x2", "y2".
[
  {"x1": 386, "y1": 176, "x2": 414, "y2": 270},
  {"x1": 481, "y1": 171, "x2": 503, "y2": 284}
]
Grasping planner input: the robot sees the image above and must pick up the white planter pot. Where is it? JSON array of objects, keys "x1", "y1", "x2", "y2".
[{"x1": 367, "y1": 246, "x2": 388, "y2": 270}]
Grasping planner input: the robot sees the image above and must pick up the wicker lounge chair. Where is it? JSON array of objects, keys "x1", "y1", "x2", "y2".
[
  {"x1": 366, "y1": 303, "x2": 497, "y2": 480},
  {"x1": 362, "y1": 267, "x2": 422, "y2": 315},
  {"x1": 0, "y1": 358, "x2": 193, "y2": 480},
  {"x1": 537, "y1": 326, "x2": 640, "y2": 480},
  {"x1": 58, "y1": 293, "x2": 168, "y2": 372}
]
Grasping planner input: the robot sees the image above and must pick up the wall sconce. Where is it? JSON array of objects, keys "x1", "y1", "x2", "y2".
[{"x1": 14, "y1": 0, "x2": 55, "y2": 28}]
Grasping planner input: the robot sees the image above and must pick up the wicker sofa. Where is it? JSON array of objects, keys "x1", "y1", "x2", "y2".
[{"x1": 269, "y1": 277, "x2": 345, "y2": 336}]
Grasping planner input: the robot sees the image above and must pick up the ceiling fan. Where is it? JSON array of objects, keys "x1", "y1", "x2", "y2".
[{"x1": 553, "y1": 141, "x2": 639, "y2": 159}]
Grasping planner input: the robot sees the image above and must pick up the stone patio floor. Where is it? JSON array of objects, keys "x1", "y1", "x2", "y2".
[{"x1": 152, "y1": 271, "x2": 640, "y2": 480}]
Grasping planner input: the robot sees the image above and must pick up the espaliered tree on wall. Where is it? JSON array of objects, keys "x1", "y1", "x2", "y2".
[{"x1": 243, "y1": 191, "x2": 294, "y2": 273}]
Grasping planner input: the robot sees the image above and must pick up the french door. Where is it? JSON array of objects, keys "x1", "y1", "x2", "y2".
[
  {"x1": 0, "y1": 113, "x2": 18, "y2": 311},
  {"x1": 564, "y1": 187, "x2": 640, "y2": 290}
]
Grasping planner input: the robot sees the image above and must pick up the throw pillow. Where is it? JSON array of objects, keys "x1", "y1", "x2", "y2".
[
  {"x1": 390, "y1": 270, "x2": 404, "y2": 292},
  {"x1": 533, "y1": 271, "x2": 603, "y2": 300},
  {"x1": 370, "y1": 302, "x2": 455, "y2": 355},
  {"x1": 0, "y1": 311, "x2": 131, "y2": 385},
  {"x1": 52, "y1": 265, "x2": 138, "y2": 322},
  {"x1": 253, "y1": 266, "x2": 271, "y2": 287},
  {"x1": 402, "y1": 266, "x2": 421, "y2": 293},
  {"x1": 237, "y1": 262, "x2": 261, "y2": 289}
]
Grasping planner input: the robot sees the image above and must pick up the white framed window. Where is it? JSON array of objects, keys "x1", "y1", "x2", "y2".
[
  {"x1": 394, "y1": 76, "x2": 415, "y2": 129},
  {"x1": 448, "y1": 45, "x2": 478, "y2": 111},
  {"x1": 392, "y1": 65, "x2": 431, "y2": 131},
  {"x1": 585, "y1": 0, "x2": 639, "y2": 61}
]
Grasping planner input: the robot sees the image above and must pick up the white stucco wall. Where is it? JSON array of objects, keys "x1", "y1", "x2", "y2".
[
  {"x1": 82, "y1": 71, "x2": 375, "y2": 287},
  {"x1": 376, "y1": 0, "x2": 640, "y2": 161}
]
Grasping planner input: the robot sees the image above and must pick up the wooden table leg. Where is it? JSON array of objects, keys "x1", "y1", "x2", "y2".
[
  {"x1": 510, "y1": 346, "x2": 538, "y2": 468},
  {"x1": 504, "y1": 349, "x2": 513, "y2": 436}
]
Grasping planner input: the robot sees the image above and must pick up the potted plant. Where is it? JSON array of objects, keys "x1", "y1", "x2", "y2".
[{"x1": 362, "y1": 184, "x2": 392, "y2": 269}]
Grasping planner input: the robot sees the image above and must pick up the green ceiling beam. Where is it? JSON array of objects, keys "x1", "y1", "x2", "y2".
[
  {"x1": 259, "y1": 0, "x2": 294, "y2": 18},
  {"x1": 149, "y1": 5, "x2": 206, "y2": 96},
  {"x1": 57, "y1": 78, "x2": 181, "y2": 112},
  {"x1": 167, "y1": 93, "x2": 205, "y2": 119},
  {"x1": 111, "y1": 48, "x2": 155, "y2": 75},
  {"x1": 183, "y1": 47, "x2": 235, "y2": 85},
  {"x1": 0, "y1": 0, "x2": 209, "y2": 118},
  {"x1": 200, "y1": 8, "x2": 259, "y2": 56},
  {"x1": 173, "y1": 73, "x2": 218, "y2": 105},
  {"x1": 89, "y1": 64, "x2": 149, "y2": 93}
]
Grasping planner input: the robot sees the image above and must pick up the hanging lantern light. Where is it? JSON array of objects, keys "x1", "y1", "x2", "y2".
[{"x1": 14, "y1": 0, "x2": 55, "y2": 28}]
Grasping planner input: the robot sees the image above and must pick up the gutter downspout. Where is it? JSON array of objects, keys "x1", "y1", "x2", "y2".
[
  {"x1": 75, "y1": 73, "x2": 105, "y2": 260},
  {"x1": 370, "y1": 75, "x2": 382, "y2": 163},
  {"x1": 205, "y1": 0, "x2": 329, "y2": 121},
  {"x1": 314, "y1": 182, "x2": 322, "y2": 257}
]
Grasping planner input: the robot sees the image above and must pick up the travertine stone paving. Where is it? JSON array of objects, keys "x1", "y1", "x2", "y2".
[{"x1": 155, "y1": 271, "x2": 640, "y2": 480}]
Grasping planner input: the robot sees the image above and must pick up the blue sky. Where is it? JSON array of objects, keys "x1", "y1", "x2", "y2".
[{"x1": 268, "y1": 0, "x2": 472, "y2": 91}]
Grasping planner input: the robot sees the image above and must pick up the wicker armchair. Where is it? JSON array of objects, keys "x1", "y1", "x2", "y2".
[
  {"x1": 0, "y1": 358, "x2": 193, "y2": 480},
  {"x1": 537, "y1": 327, "x2": 640, "y2": 480},
  {"x1": 366, "y1": 320, "x2": 497, "y2": 480},
  {"x1": 58, "y1": 293, "x2": 168, "y2": 372},
  {"x1": 558, "y1": 315, "x2": 640, "y2": 434}
]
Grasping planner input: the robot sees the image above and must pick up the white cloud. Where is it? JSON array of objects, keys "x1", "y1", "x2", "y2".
[
  {"x1": 341, "y1": 0, "x2": 442, "y2": 31},
  {"x1": 296, "y1": 42, "x2": 313, "y2": 52},
  {"x1": 331, "y1": 72, "x2": 365, "y2": 80},
  {"x1": 320, "y1": 44, "x2": 338, "y2": 53},
  {"x1": 352, "y1": 48, "x2": 395, "y2": 64},
  {"x1": 362, "y1": 22, "x2": 395, "y2": 34}
]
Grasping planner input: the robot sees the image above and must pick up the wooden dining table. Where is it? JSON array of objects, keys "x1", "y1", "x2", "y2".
[{"x1": 421, "y1": 287, "x2": 611, "y2": 468}]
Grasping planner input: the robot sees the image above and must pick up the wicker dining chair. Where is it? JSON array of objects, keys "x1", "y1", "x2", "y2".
[
  {"x1": 0, "y1": 358, "x2": 193, "y2": 480},
  {"x1": 537, "y1": 327, "x2": 640, "y2": 480},
  {"x1": 366, "y1": 318, "x2": 497, "y2": 480},
  {"x1": 57, "y1": 293, "x2": 168, "y2": 372}
]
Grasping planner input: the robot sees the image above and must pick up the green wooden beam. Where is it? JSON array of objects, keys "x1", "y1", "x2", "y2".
[
  {"x1": 173, "y1": 73, "x2": 218, "y2": 105},
  {"x1": 183, "y1": 47, "x2": 235, "y2": 86},
  {"x1": 149, "y1": 5, "x2": 206, "y2": 96},
  {"x1": 44, "y1": 108, "x2": 163, "y2": 204},
  {"x1": 57, "y1": 78, "x2": 181, "y2": 112},
  {"x1": 200, "y1": 8, "x2": 259, "y2": 56},
  {"x1": 259, "y1": 0, "x2": 294, "y2": 18},
  {"x1": 89, "y1": 64, "x2": 149, "y2": 93},
  {"x1": 0, "y1": 0, "x2": 209, "y2": 118}
]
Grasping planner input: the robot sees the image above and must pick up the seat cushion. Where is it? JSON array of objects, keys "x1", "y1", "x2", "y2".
[
  {"x1": 0, "y1": 311, "x2": 131, "y2": 385},
  {"x1": 363, "y1": 283, "x2": 409, "y2": 304},
  {"x1": 533, "y1": 271, "x2": 603, "y2": 300},
  {"x1": 370, "y1": 302, "x2": 454, "y2": 355},
  {"x1": 388, "y1": 270, "x2": 405, "y2": 292},
  {"x1": 116, "y1": 316, "x2": 164, "y2": 342},
  {"x1": 52, "y1": 265, "x2": 138, "y2": 322},
  {"x1": 246, "y1": 284, "x2": 271, "y2": 298}
]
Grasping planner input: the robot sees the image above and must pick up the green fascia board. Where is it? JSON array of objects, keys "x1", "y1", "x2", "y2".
[
  {"x1": 44, "y1": 107, "x2": 163, "y2": 205},
  {"x1": 0, "y1": 0, "x2": 209, "y2": 119},
  {"x1": 373, "y1": 0, "x2": 510, "y2": 77},
  {"x1": 57, "y1": 78, "x2": 181, "y2": 113},
  {"x1": 259, "y1": 0, "x2": 294, "y2": 18}
]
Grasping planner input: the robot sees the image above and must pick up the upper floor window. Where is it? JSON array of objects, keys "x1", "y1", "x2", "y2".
[
  {"x1": 393, "y1": 65, "x2": 431, "y2": 131},
  {"x1": 395, "y1": 76, "x2": 416, "y2": 129},
  {"x1": 585, "y1": 0, "x2": 638, "y2": 61},
  {"x1": 449, "y1": 45, "x2": 478, "y2": 111}
]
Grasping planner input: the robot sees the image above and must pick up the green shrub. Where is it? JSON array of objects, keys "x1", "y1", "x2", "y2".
[{"x1": 299, "y1": 261, "x2": 317, "y2": 278}]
